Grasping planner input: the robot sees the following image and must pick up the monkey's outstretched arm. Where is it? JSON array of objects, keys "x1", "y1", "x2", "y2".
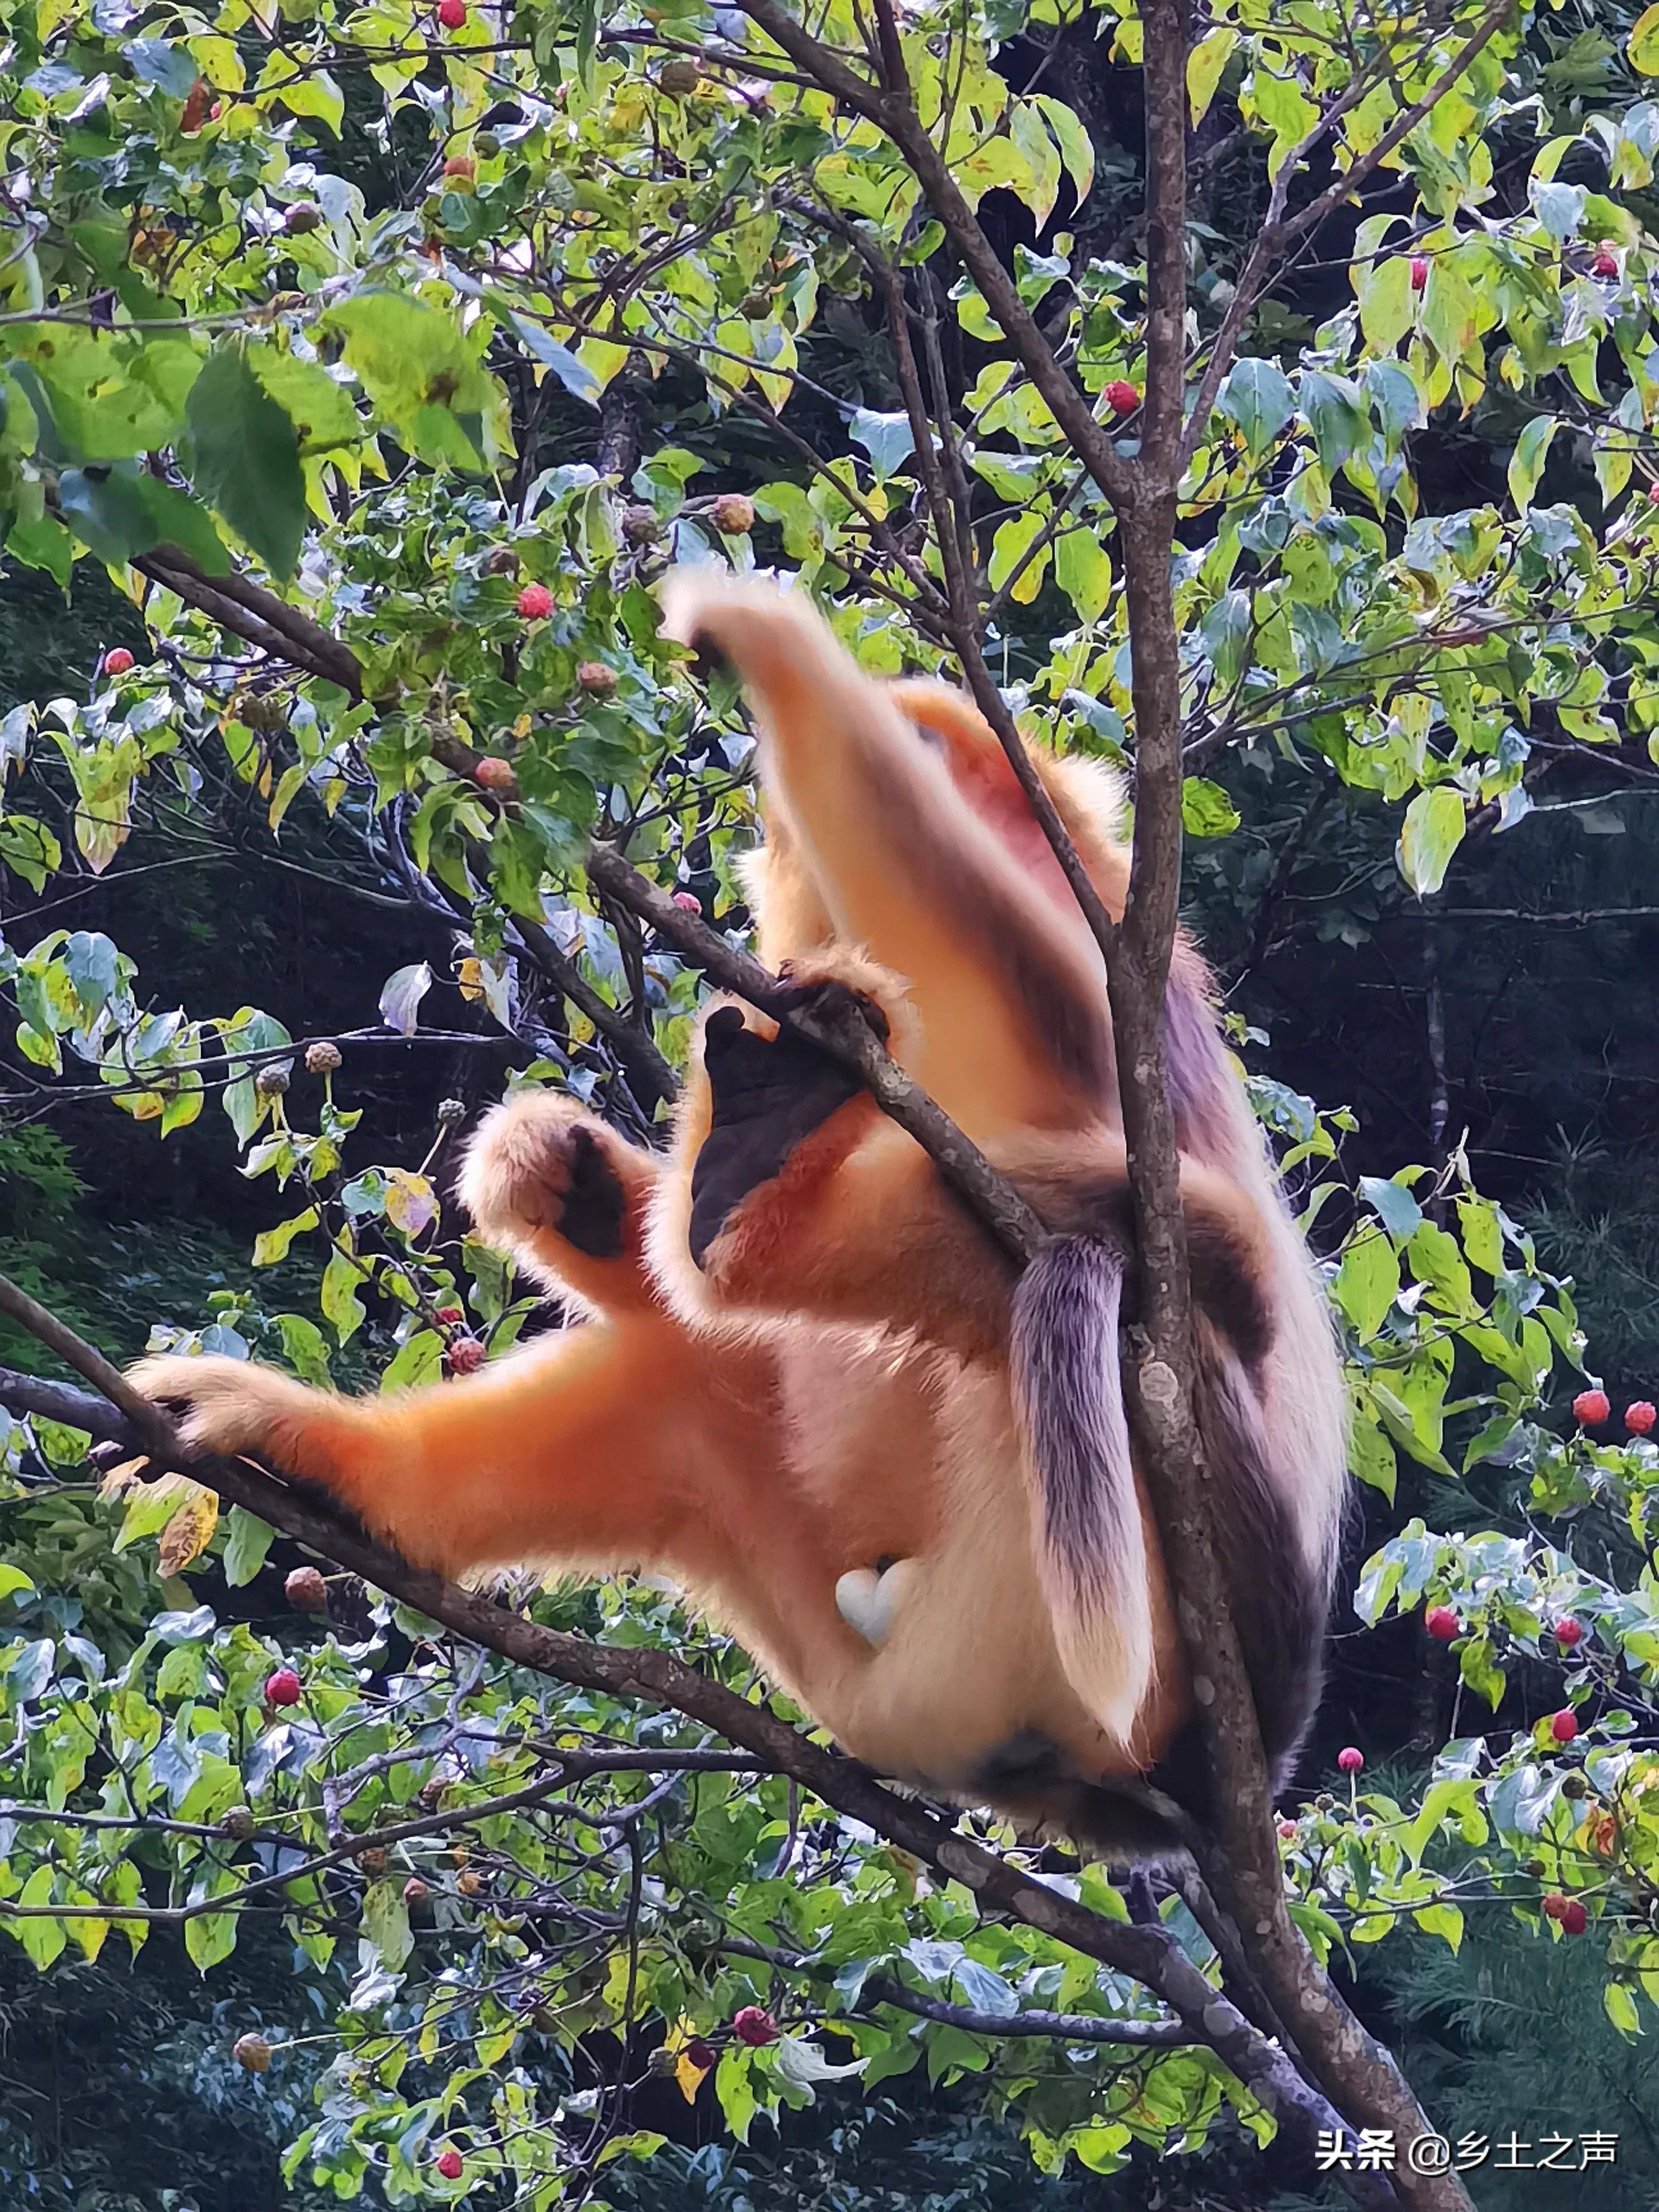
[
  {"x1": 130, "y1": 1320, "x2": 714, "y2": 1578},
  {"x1": 659, "y1": 575, "x2": 1116, "y2": 1136}
]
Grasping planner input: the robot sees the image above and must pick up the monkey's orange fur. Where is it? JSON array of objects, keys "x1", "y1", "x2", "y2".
[{"x1": 134, "y1": 576, "x2": 1347, "y2": 1849}]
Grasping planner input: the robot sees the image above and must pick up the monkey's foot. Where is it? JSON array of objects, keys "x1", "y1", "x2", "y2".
[{"x1": 458, "y1": 1092, "x2": 658, "y2": 1294}]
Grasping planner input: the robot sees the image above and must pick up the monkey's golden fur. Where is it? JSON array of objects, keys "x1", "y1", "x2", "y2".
[{"x1": 134, "y1": 577, "x2": 1347, "y2": 1851}]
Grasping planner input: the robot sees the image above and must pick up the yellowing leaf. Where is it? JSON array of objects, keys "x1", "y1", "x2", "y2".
[
  {"x1": 1187, "y1": 28, "x2": 1236, "y2": 126},
  {"x1": 385, "y1": 1170, "x2": 437, "y2": 1238},
  {"x1": 1631, "y1": 2, "x2": 1659, "y2": 72},
  {"x1": 157, "y1": 1482, "x2": 219, "y2": 1576}
]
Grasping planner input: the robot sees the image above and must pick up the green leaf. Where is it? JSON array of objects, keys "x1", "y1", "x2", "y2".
[
  {"x1": 849, "y1": 409, "x2": 915, "y2": 482},
  {"x1": 245, "y1": 348, "x2": 362, "y2": 456},
  {"x1": 1507, "y1": 416, "x2": 1558, "y2": 512},
  {"x1": 1397, "y1": 787, "x2": 1465, "y2": 896},
  {"x1": 1348, "y1": 1411, "x2": 1398, "y2": 1503},
  {"x1": 1186, "y1": 28, "x2": 1236, "y2": 126},
  {"x1": 321, "y1": 1248, "x2": 367, "y2": 1345},
  {"x1": 1359, "y1": 1174, "x2": 1423, "y2": 1242},
  {"x1": 185, "y1": 346, "x2": 308, "y2": 581},
  {"x1": 1631, "y1": 3, "x2": 1659, "y2": 73},
  {"x1": 11, "y1": 1864, "x2": 66, "y2": 1971},
  {"x1": 58, "y1": 465, "x2": 228, "y2": 575},
  {"x1": 1054, "y1": 528, "x2": 1111, "y2": 622},
  {"x1": 1215, "y1": 357, "x2": 1294, "y2": 458},
  {"x1": 1300, "y1": 372, "x2": 1370, "y2": 475},
  {"x1": 362, "y1": 1878, "x2": 413, "y2": 1970},
  {"x1": 323, "y1": 292, "x2": 504, "y2": 469},
  {"x1": 252, "y1": 1207, "x2": 319, "y2": 1267},
  {"x1": 7, "y1": 512, "x2": 73, "y2": 587},
  {"x1": 222, "y1": 1507, "x2": 276, "y2": 1589},
  {"x1": 1334, "y1": 1231, "x2": 1400, "y2": 1337},
  {"x1": 987, "y1": 509, "x2": 1048, "y2": 601},
  {"x1": 1412, "y1": 1900, "x2": 1464, "y2": 1952},
  {"x1": 382, "y1": 1330, "x2": 443, "y2": 1390},
  {"x1": 508, "y1": 313, "x2": 602, "y2": 407},
  {"x1": 273, "y1": 68, "x2": 345, "y2": 134},
  {"x1": 0, "y1": 1564, "x2": 35, "y2": 1603},
  {"x1": 1181, "y1": 777, "x2": 1240, "y2": 838},
  {"x1": 1605, "y1": 1982, "x2": 1642, "y2": 2037},
  {"x1": 275, "y1": 1313, "x2": 333, "y2": 1387},
  {"x1": 1457, "y1": 1633, "x2": 1506, "y2": 1711}
]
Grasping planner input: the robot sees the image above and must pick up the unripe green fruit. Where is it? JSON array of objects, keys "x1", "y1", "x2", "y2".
[
  {"x1": 659, "y1": 57, "x2": 701, "y2": 96},
  {"x1": 255, "y1": 1065, "x2": 290, "y2": 1097},
  {"x1": 621, "y1": 504, "x2": 661, "y2": 546},
  {"x1": 223, "y1": 1806, "x2": 257, "y2": 1840}
]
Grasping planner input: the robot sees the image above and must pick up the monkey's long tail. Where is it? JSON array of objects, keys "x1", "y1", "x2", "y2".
[{"x1": 1010, "y1": 1234, "x2": 1154, "y2": 1750}]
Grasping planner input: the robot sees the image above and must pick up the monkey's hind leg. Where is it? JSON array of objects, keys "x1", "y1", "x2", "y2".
[{"x1": 459, "y1": 1091, "x2": 662, "y2": 1317}]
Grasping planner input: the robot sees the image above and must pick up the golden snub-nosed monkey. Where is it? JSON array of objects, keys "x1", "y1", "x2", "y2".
[{"x1": 133, "y1": 572, "x2": 1347, "y2": 1857}]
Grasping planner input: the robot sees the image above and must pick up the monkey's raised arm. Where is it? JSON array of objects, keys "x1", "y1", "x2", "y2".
[{"x1": 660, "y1": 575, "x2": 1117, "y2": 1141}]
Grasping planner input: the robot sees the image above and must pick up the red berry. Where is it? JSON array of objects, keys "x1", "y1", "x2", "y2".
[
  {"x1": 1337, "y1": 1746, "x2": 1363, "y2": 1774},
  {"x1": 1542, "y1": 1891, "x2": 1567, "y2": 1921},
  {"x1": 473, "y1": 757, "x2": 516, "y2": 793},
  {"x1": 731, "y1": 2005, "x2": 780, "y2": 2046},
  {"x1": 1559, "y1": 1898, "x2": 1587, "y2": 1935},
  {"x1": 1592, "y1": 248, "x2": 1618, "y2": 278},
  {"x1": 210, "y1": 100, "x2": 222, "y2": 120},
  {"x1": 685, "y1": 2036, "x2": 718, "y2": 2069},
  {"x1": 1573, "y1": 1388, "x2": 1611, "y2": 1427},
  {"x1": 442, "y1": 155, "x2": 475, "y2": 182},
  {"x1": 1104, "y1": 380, "x2": 1140, "y2": 416},
  {"x1": 436, "y1": 2148, "x2": 464, "y2": 2180},
  {"x1": 104, "y1": 648, "x2": 135, "y2": 676},
  {"x1": 435, "y1": 1305, "x2": 464, "y2": 1325},
  {"x1": 1276, "y1": 1817, "x2": 1297, "y2": 1839},
  {"x1": 516, "y1": 582, "x2": 552, "y2": 620},
  {"x1": 1550, "y1": 1708, "x2": 1579, "y2": 1744},
  {"x1": 672, "y1": 891, "x2": 701, "y2": 913},
  {"x1": 404, "y1": 1876, "x2": 431, "y2": 1904},
  {"x1": 1425, "y1": 1605, "x2": 1460, "y2": 1642},
  {"x1": 1409, "y1": 255, "x2": 1429, "y2": 292},
  {"x1": 1627, "y1": 1400, "x2": 1657, "y2": 1436},
  {"x1": 1555, "y1": 1616, "x2": 1584, "y2": 1647},
  {"x1": 436, "y1": 0, "x2": 466, "y2": 24},
  {"x1": 448, "y1": 1336, "x2": 486, "y2": 1375},
  {"x1": 264, "y1": 1667, "x2": 302, "y2": 1707}
]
